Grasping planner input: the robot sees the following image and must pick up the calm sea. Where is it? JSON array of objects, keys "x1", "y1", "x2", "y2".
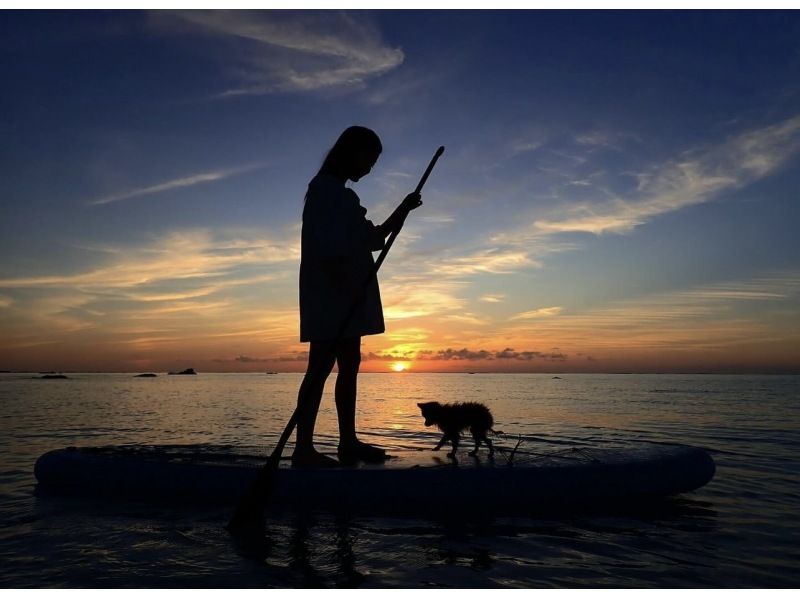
[{"x1": 1, "y1": 372, "x2": 798, "y2": 588}]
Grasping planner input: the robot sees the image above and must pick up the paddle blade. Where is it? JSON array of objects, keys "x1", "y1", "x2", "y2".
[{"x1": 226, "y1": 457, "x2": 279, "y2": 532}]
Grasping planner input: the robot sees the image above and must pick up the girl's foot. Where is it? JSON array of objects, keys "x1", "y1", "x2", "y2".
[
  {"x1": 337, "y1": 440, "x2": 388, "y2": 464},
  {"x1": 291, "y1": 448, "x2": 340, "y2": 468}
]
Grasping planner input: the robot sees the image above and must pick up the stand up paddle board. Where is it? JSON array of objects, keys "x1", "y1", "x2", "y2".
[{"x1": 34, "y1": 443, "x2": 715, "y2": 513}]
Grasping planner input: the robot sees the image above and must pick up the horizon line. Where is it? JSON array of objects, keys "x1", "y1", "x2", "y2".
[{"x1": 3, "y1": 370, "x2": 798, "y2": 376}]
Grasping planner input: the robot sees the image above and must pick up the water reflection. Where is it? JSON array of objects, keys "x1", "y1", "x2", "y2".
[
  {"x1": 222, "y1": 494, "x2": 720, "y2": 588},
  {"x1": 286, "y1": 514, "x2": 365, "y2": 588}
]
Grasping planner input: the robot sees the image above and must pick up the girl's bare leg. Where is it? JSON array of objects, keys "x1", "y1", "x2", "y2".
[
  {"x1": 335, "y1": 337, "x2": 387, "y2": 463},
  {"x1": 292, "y1": 340, "x2": 338, "y2": 467}
]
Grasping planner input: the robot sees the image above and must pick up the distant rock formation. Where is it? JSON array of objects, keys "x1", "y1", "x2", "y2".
[
  {"x1": 168, "y1": 368, "x2": 197, "y2": 375},
  {"x1": 135, "y1": 373, "x2": 158, "y2": 378},
  {"x1": 552, "y1": 376, "x2": 562, "y2": 379},
  {"x1": 40, "y1": 374, "x2": 68, "y2": 379},
  {"x1": 265, "y1": 371, "x2": 278, "y2": 375}
]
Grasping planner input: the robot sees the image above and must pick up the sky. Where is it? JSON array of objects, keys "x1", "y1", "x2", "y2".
[{"x1": 1, "y1": 10, "x2": 799, "y2": 374}]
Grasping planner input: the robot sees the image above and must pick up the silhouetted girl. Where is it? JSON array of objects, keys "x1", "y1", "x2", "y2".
[{"x1": 293, "y1": 126, "x2": 422, "y2": 467}]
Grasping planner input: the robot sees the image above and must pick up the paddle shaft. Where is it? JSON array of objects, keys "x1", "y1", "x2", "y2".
[
  {"x1": 227, "y1": 146, "x2": 444, "y2": 531},
  {"x1": 372, "y1": 146, "x2": 444, "y2": 273}
]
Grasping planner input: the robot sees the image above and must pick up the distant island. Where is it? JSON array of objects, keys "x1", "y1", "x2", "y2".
[
  {"x1": 39, "y1": 374, "x2": 68, "y2": 379},
  {"x1": 135, "y1": 373, "x2": 157, "y2": 378},
  {"x1": 168, "y1": 368, "x2": 197, "y2": 375},
  {"x1": 265, "y1": 371, "x2": 278, "y2": 375}
]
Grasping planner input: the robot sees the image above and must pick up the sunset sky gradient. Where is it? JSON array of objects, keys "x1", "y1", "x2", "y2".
[{"x1": 1, "y1": 10, "x2": 799, "y2": 373}]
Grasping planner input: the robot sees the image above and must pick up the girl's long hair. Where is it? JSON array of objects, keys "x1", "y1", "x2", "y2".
[{"x1": 317, "y1": 126, "x2": 382, "y2": 178}]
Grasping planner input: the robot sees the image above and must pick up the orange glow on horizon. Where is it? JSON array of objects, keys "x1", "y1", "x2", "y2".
[{"x1": 391, "y1": 361, "x2": 410, "y2": 372}]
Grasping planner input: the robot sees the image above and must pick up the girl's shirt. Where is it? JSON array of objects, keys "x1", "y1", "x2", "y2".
[{"x1": 299, "y1": 173, "x2": 385, "y2": 342}]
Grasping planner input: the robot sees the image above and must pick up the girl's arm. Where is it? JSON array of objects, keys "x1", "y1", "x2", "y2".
[{"x1": 377, "y1": 192, "x2": 423, "y2": 238}]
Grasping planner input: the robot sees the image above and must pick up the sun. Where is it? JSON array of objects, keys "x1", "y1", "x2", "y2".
[{"x1": 391, "y1": 361, "x2": 410, "y2": 372}]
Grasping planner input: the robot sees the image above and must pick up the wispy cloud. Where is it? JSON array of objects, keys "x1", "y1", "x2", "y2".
[
  {"x1": 345, "y1": 117, "x2": 800, "y2": 349},
  {"x1": 385, "y1": 327, "x2": 431, "y2": 343},
  {"x1": 89, "y1": 162, "x2": 266, "y2": 206},
  {"x1": 510, "y1": 306, "x2": 563, "y2": 320},
  {"x1": 0, "y1": 229, "x2": 297, "y2": 290},
  {"x1": 431, "y1": 248, "x2": 538, "y2": 276},
  {"x1": 160, "y1": 10, "x2": 404, "y2": 96},
  {"x1": 0, "y1": 229, "x2": 301, "y2": 351},
  {"x1": 442, "y1": 312, "x2": 489, "y2": 326},
  {"x1": 381, "y1": 277, "x2": 467, "y2": 321},
  {"x1": 494, "y1": 272, "x2": 800, "y2": 352},
  {"x1": 535, "y1": 115, "x2": 800, "y2": 235},
  {"x1": 574, "y1": 128, "x2": 640, "y2": 150},
  {"x1": 362, "y1": 67, "x2": 439, "y2": 106}
]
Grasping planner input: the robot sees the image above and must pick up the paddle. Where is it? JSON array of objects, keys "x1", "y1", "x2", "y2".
[{"x1": 227, "y1": 146, "x2": 445, "y2": 532}]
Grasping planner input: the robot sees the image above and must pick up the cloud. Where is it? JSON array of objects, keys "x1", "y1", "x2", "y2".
[
  {"x1": 495, "y1": 348, "x2": 567, "y2": 360},
  {"x1": 0, "y1": 229, "x2": 297, "y2": 290},
  {"x1": 421, "y1": 348, "x2": 494, "y2": 361},
  {"x1": 0, "y1": 229, "x2": 301, "y2": 348},
  {"x1": 234, "y1": 354, "x2": 269, "y2": 363},
  {"x1": 442, "y1": 313, "x2": 489, "y2": 326},
  {"x1": 403, "y1": 347, "x2": 568, "y2": 361},
  {"x1": 363, "y1": 351, "x2": 416, "y2": 361},
  {"x1": 276, "y1": 351, "x2": 310, "y2": 362},
  {"x1": 510, "y1": 306, "x2": 563, "y2": 320},
  {"x1": 574, "y1": 129, "x2": 639, "y2": 150},
  {"x1": 380, "y1": 277, "x2": 467, "y2": 321},
  {"x1": 385, "y1": 327, "x2": 430, "y2": 343},
  {"x1": 89, "y1": 162, "x2": 267, "y2": 206},
  {"x1": 161, "y1": 10, "x2": 404, "y2": 96},
  {"x1": 535, "y1": 115, "x2": 800, "y2": 235},
  {"x1": 431, "y1": 248, "x2": 538, "y2": 276},
  {"x1": 212, "y1": 354, "x2": 270, "y2": 363},
  {"x1": 362, "y1": 67, "x2": 440, "y2": 106},
  {"x1": 498, "y1": 272, "x2": 800, "y2": 351},
  {"x1": 479, "y1": 294, "x2": 505, "y2": 303}
]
